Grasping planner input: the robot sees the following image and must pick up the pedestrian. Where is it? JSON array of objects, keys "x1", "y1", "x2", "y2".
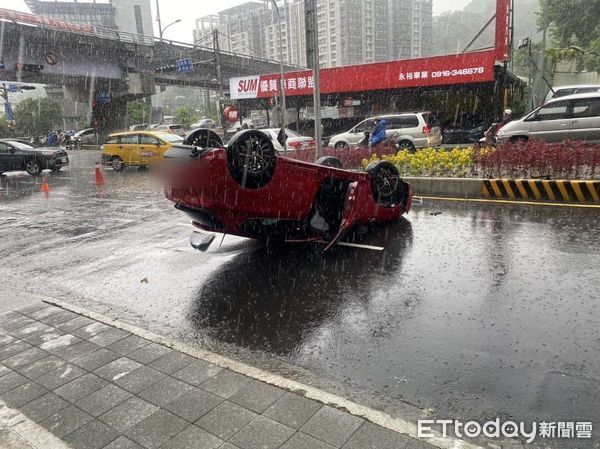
[{"x1": 370, "y1": 118, "x2": 387, "y2": 147}]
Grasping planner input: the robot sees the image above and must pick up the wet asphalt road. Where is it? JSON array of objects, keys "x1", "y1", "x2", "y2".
[{"x1": 1, "y1": 151, "x2": 600, "y2": 445}]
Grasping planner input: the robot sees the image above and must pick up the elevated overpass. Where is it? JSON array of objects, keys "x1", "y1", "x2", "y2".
[{"x1": 0, "y1": 8, "x2": 301, "y2": 129}]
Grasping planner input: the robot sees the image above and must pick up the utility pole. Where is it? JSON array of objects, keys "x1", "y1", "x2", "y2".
[
  {"x1": 213, "y1": 29, "x2": 224, "y2": 129},
  {"x1": 305, "y1": 0, "x2": 321, "y2": 158},
  {"x1": 271, "y1": 0, "x2": 287, "y2": 152},
  {"x1": 155, "y1": 0, "x2": 163, "y2": 41},
  {"x1": 536, "y1": 0, "x2": 550, "y2": 107}
]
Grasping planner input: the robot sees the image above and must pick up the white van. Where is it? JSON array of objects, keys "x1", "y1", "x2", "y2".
[{"x1": 497, "y1": 92, "x2": 600, "y2": 143}]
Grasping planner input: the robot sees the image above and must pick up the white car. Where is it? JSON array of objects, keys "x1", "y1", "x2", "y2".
[
  {"x1": 497, "y1": 92, "x2": 600, "y2": 144},
  {"x1": 191, "y1": 119, "x2": 216, "y2": 129},
  {"x1": 260, "y1": 128, "x2": 316, "y2": 152},
  {"x1": 73, "y1": 128, "x2": 98, "y2": 145},
  {"x1": 327, "y1": 112, "x2": 442, "y2": 152},
  {"x1": 154, "y1": 124, "x2": 186, "y2": 137}
]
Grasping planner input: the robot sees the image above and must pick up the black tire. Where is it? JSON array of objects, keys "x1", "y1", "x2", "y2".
[
  {"x1": 111, "y1": 156, "x2": 124, "y2": 171},
  {"x1": 366, "y1": 160, "x2": 406, "y2": 207},
  {"x1": 510, "y1": 136, "x2": 528, "y2": 144},
  {"x1": 315, "y1": 156, "x2": 343, "y2": 168},
  {"x1": 184, "y1": 128, "x2": 223, "y2": 148},
  {"x1": 334, "y1": 141, "x2": 349, "y2": 150},
  {"x1": 25, "y1": 159, "x2": 43, "y2": 176},
  {"x1": 226, "y1": 130, "x2": 277, "y2": 189},
  {"x1": 396, "y1": 140, "x2": 415, "y2": 153}
]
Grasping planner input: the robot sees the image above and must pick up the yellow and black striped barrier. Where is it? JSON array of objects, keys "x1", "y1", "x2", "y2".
[{"x1": 482, "y1": 179, "x2": 600, "y2": 204}]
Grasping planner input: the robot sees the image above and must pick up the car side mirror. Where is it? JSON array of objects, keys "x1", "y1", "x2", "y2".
[{"x1": 9, "y1": 147, "x2": 16, "y2": 154}]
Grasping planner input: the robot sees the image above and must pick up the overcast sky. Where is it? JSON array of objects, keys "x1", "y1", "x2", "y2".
[{"x1": 4, "y1": 0, "x2": 473, "y2": 44}]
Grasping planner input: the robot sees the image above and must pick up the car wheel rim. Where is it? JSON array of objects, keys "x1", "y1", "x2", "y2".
[
  {"x1": 26, "y1": 161, "x2": 39, "y2": 173},
  {"x1": 112, "y1": 159, "x2": 122, "y2": 170},
  {"x1": 373, "y1": 167, "x2": 399, "y2": 198},
  {"x1": 239, "y1": 136, "x2": 274, "y2": 175}
]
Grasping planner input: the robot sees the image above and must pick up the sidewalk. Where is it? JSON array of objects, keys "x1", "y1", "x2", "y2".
[{"x1": 0, "y1": 301, "x2": 438, "y2": 449}]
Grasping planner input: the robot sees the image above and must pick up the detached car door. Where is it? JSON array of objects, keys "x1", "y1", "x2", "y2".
[
  {"x1": 569, "y1": 97, "x2": 600, "y2": 143},
  {"x1": 529, "y1": 100, "x2": 570, "y2": 142}
]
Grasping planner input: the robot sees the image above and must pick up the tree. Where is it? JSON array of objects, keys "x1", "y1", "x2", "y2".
[
  {"x1": 14, "y1": 98, "x2": 62, "y2": 136},
  {"x1": 174, "y1": 106, "x2": 197, "y2": 127},
  {"x1": 541, "y1": 0, "x2": 600, "y2": 71},
  {"x1": 0, "y1": 116, "x2": 12, "y2": 138},
  {"x1": 127, "y1": 100, "x2": 151, "y2": 125}
]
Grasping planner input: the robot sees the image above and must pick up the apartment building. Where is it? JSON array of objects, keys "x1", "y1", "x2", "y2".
[{"x1": 193, "y1": 0, "x2": 432, "y2": 68}]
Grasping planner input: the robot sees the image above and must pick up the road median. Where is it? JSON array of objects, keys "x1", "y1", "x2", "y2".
[{"x1": 406, "y1": 177, "x2": 600, "y2": 204}]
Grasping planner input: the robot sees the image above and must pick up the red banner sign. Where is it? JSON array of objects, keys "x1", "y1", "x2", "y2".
[
  {"x1": 495, "y1": 0, "x2": 511, "y2": 61},
  {"x1": 230, "y1": 50, "x2": 497, "y2": 100}
]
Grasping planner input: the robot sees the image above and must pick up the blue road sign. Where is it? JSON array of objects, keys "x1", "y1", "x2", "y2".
[
  {"x1": 8, "y1": 84, "x2": 18, "y2": 93},
  {"x1": 97, "y1": 90, "x2": 111, "y2": 104},
  {"x1": 176, "y1": 58, "x2": 193, "y2": 73},
  {"x1": 4, "y1": 102, "x2": 14, "y2": 120}
]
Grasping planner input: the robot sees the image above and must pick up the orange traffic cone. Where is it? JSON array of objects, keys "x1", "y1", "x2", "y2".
[
  {"x1": 94, "y1": 162, "x2": 105, "y2": 185},
  {"x1": 40, "y1": 177, "x2": 50, "y2": 193}
]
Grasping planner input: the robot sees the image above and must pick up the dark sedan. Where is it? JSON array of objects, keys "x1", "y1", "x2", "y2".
[
  {"x1": 0, "y1": 140, "x2": 69, "y2": 176},
  {"x1": 442, "y1": 113, "x2": 488, "y2": 144}
]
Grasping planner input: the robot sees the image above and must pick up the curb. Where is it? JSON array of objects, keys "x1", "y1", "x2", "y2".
[
  {"x1": 40, "y1": 297, "x2": 484, "y2": 449},
  {"x1": 405, "y1": 177, "x2": 600, "y2": 204},
  {"x1": 483, "y1": 179, "x2": 600, "y2": 204}
]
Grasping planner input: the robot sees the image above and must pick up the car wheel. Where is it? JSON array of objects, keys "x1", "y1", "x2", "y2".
[
  {"x1": 334, "y1": 141, "x2": 349, "y2": 150},
  {"x1": 396, "y1": 140, "x2": 415, "y2": 153},
  {"x1": 315, "y1": 156, "x2": 343, "y2": 168},
  {"x1": 184, "y1": 128, "x2": 223, "y2": 148},
  {"x1": 111, "y1": 156, "x2": 124, "y2": 171},
  {"x1": 25, "y1": 159, "x2": 43, "y2": 176},
  {"x1": 366, "y1": 160, "x2": 406, "y2": 207},
  {"x1": 226, "y1": 129, "x2": 277, "y2": 189},
  {"x1": 510, "y1": 136, "x2": 528, "y2": 144}
]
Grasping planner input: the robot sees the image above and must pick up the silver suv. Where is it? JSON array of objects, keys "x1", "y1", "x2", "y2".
[
  {"x1": 497, "y1": 92, "x2": 600, "y2": 144},
  {"x1": 327, "y1": 112, "x2": 442, "y2": 152}
]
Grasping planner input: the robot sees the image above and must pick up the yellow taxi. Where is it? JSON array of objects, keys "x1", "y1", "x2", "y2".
[{"x1": 101, "y1": 131, "x2": 184, "y2": 171}]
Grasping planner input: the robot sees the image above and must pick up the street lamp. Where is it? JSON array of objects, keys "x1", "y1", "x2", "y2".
[
  {"x1": 160, "y1": 18, "x2": 181, "y2": 41},
  {"x1": 271, "y1": 0, "x2": 287, "y2": 152}
]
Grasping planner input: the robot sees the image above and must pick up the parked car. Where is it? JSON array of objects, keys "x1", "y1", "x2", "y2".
[
  {"x1": 327, "y1": 112, "x2": 442, "y2": 152},
  {"x1": 544, "y1": 84, "x2": 600, "y2": 104},
  {"x1": 191, "y1": 119, "x2": 216, "y2": 129},
  {"x1": 0, "y1": 139, "x2": 69, "y2": 176},
  {"x1": 224, "y1": 117, "x2": 269, "y2": 140},
  {"x1": 100, "y1": 131, "x2": 183, "y2": 171},
  {"x1": 129, "y1": 123, "x2": 148, "y2": 131},
  {"x1": 443, "y1": 113, "x2": 488, "y2": 144},
  {"x1": 496, "y1": 92, "x2": 600, "y2": 144},
  {"x1": 162, "y1": 129, "x2": 412, "y2": 250},
  {"x1": 154, "y1": 124, "x2": 186, "y2": 137},
  {"x1": 259, "y1": 128, "x2": 316, "y2": 152},
  {"x1": 73, "y1": 128, "x2": 98, "y2": 145}
]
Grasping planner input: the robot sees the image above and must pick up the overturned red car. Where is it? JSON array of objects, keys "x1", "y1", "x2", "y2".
[{"x1": 163, "y1": 129, "x2": 412, "y2": 251}]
